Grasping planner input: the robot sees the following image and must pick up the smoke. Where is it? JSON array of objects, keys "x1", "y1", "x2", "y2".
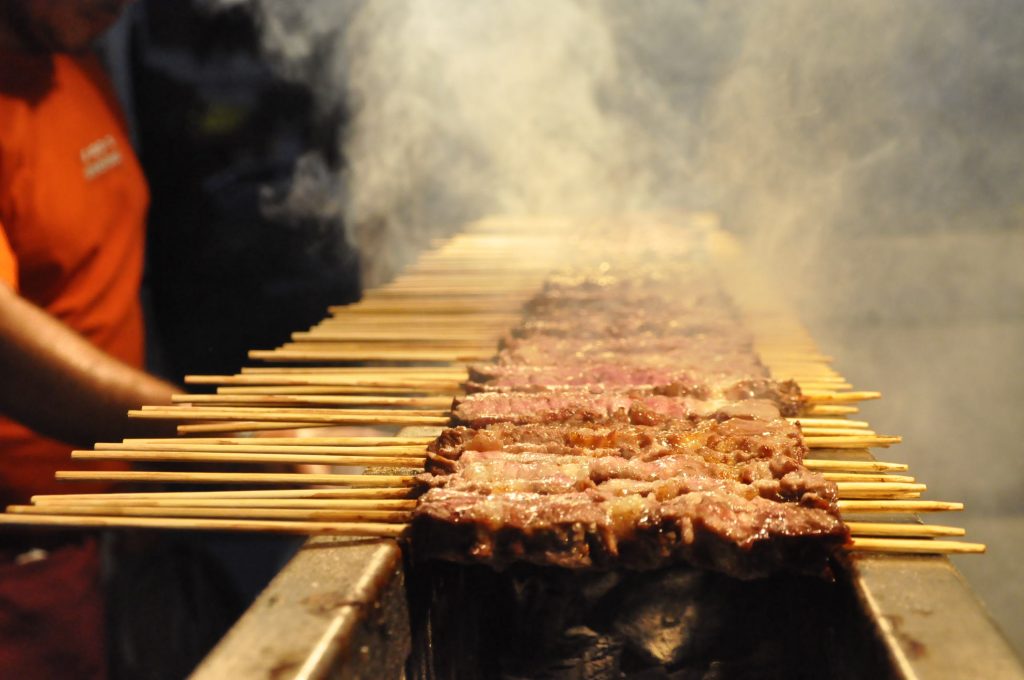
[
  {"x1": 200, "y1": 0, "x2": 1024, "y2": 641},
  {"x1": 219, "y1": 5, "x2": 1023, "y2": 484}
]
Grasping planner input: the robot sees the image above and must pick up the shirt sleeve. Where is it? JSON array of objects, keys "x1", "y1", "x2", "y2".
[{"x1": 0, "y1": 220, "x2": 18, "y2": 290}]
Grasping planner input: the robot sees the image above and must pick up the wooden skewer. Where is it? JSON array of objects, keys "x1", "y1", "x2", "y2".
[
  {"x1": 804, "y1": 460, "x2": 908, "y2": 472},
  {"x1": 130, "y1": 409, "x2": 450, "y2": 427},
  {"x1": 102, "y1": 445, "x2": 905, "y2": 473},
  {"x1": 188, "y1": 374, "x2": 463, "y2": 388},
  {"x1": 838, "y1": 500, "x2": 963, "y2": 513},
  {"x1": 279, "y1": 342, "x2": 495, "y2": 354},
  {"x1": 800, "y1": 427, "x2": 877, "y2": 436},
  {"x1": 8, "y1": 504, "x2": 414, "y2": 523},
  {"x1": 12, "y1": 508, "x2": 963, "y2": 536},
  {"x1": 326, "y1": 300, "x2": 522, "y2": 314},
  {"x1": 802, "y1": 391, "x2": 882, "y2": 404},
  {"x1": 844, "y1": 522, "x2": 965, "y2": 538},
  {"x1": 291, "y1": 331, "x2": 503, "y2": 344},
  {"x1": 759, "y1": 353, "x2": 834, "y2": 363},
  {"x1": 72, "y1": 450, "x2": 425, "y2": 467},
  {"x1": 789, "y1": 418, "x2": 869, "y2": 428},
  {"x1": 799, "y1": 382, "x2": 853, "y2": 391},
  {"x1": 822, "y1": 473, "x2": 915, "y2": 483},
  {"x1": 139, "y1": 405, "x2": 449, "y2": 417},
  {"x1": 171, "y1": 394, "x2": 455, "y2": 408},
  {"x1": 238, "y1": 366, "x2": 468, "y2": 376},
  {"x1": 363, "y1": 289, "x2": 533, "y2": 299},
  {"x1": 216, "y1": 386, "x2": 459, "y2": 396},
  {"x1": 178, "y1": 421, "x2": 343, "y2": 434},
  {"x1": 98, "y1": 442, "x2": 429, "y2": 455},
  {"x1": 804, "y1": 435, "x2": 902, "y2": 449},
  {"x1": 835, "y1": 481, "x2": 924, "y2": 492},
  {"x1": 51, "y1": 471, "x2": 921, "y2": 497},
  {"x1": 54, "y1": 471, "x2": 417, "y2": 486},
  {"x1": 0, "y1": 513, "x2": 408, "y2": 537},
  {"x1": 247, "y1": 348, "x2": 491, "y2": 363},
  {"x1": 804, "y1": 405, "x2": 860, "y2": 416},
  {"x1": 120, "y1": 436, "x2": 437, "y2": 446},
  {"x1": 31, "y1": 498, "x2": 419, "y2": 510},
  {"x1": 70, "y1": 451, "x2": 906, "y2": 480},
  {"x1": 33, "y1": 487, "x2": 416, "y2": 502},
  {"x1": 0, "y1": 513, "x2": 983, "y2": 552},
  {"x1": 317, "y1": 314, "x2": 518, "y2": 327},
  {"x1": 846, "y1": 537, "x2": 986, "y2": 554}
]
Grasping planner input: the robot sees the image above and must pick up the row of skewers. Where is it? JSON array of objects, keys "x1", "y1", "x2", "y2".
[{"x1": 0, "y1": 217, "x2": 985, "y2": 556}]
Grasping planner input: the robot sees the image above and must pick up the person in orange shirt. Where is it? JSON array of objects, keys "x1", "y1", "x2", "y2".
[{"x1": 0, "y1": 1, "x2": 178, "y2": 677}]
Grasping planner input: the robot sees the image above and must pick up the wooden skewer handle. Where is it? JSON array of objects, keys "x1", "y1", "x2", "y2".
[
  {"x1": 55, "y1": 470, "x2": 417, "y2": 487},
  {"x1": 0, "y1": 513, "x2": 408, "y2": 537},
  {"x1": 846, "y1": 537, "x2": 985, "y2": 554}
]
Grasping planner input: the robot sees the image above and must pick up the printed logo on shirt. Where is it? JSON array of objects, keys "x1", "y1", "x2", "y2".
[{"x1": 80, "y1": 134, "x2": 122, "y2": 180}]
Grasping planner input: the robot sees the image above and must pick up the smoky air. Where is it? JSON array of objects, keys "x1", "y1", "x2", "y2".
[{"x1": 207, "y1": 0, "x2": 1024, "y2": 650}]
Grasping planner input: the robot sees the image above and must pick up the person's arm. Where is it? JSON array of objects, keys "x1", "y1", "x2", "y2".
[{"x1": 0, "y1": 282, "x2": 177, "y2": 446}]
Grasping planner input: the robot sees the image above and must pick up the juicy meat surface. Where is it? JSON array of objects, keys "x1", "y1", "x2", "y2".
[
  {"x1": 411, "y1": 484, "x2": 846, "y2": 576},
  {"x1": 465, "y1": 364, "x2": 803, "y2": 416},
  {"x1": 450, "y1": 392, "x2": 784, "y2": 428},
  {"x1": 412, "y1": 258, "x2": 848, "y2": 577},
  {"x1": 430, "y1": 417, "x2": 808, "y2": 467}
]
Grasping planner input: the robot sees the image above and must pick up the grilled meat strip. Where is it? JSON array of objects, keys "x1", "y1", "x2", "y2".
[
  {"x1": 425, "y1": 418, "x2": 829, "y2": 505},
  {"x1": 411, "y1": 481, "x2": 846, "y2": 577},
  {"x1": 465, "y1": 364, "x2": 803, "y2": 416},
  {"x1": 498, "y1": 333, "x2": 757, "y2": 363},
  {"x1": 412, "y1": 415, "x2": 846, "y2": 576},
  {"x1": 450, "y1": 392, "x2": 784, "y2": 428},
  {"x1": 430, "y1": 417, "x2": 808, "y2": 467}
]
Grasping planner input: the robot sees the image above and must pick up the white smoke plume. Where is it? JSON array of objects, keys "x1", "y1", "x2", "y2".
[{"x1": 203, "y1": 0, "x2": 1024, "y2": 642}]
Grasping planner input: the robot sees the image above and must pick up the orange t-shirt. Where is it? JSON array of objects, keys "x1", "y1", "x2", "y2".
[{"x1": 0, "y1": 51, "x2": 149, "y2": 503}]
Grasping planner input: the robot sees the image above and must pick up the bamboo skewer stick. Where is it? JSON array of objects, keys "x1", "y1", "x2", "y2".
[
  {"x1": 216, "y1": 386, "x2": 460, "y2": 396},
  {"x1": 846, "y1": 537, "x2": 986, "y2": 554},
  {"x1": 120, "y1": 436, "x2": 437, "y2": 446},
  {"x1": 72, "y1": 450, "x2": 425, "y2": 467},
  {"x1": 54, "y1": 470, "x2": 418, "y2": 486},
  {"x1": 292, "y1": 331, "x2": 505, "y2": 343},
  {"x1": 31, "y1": 497, "x2": 419, "y2": 510},
  {"x1": 139, "y1": 406, "x2": 453, "y2": 417},
  {"x1": 804, "y1": 405, "x2": 860, "y2": 416},
  {"x1": 279, "y1": 342, "x2": 496, "y2": 353},
  {"x1": 0, "y1": 513, "x2": 408, "y2": 537},
  {"x1": 178, "y1": 421, "x2": 339, "y2": 434},
  {"x1": 800, "y1": 427, "x2": 877, "y2": 436},
  {"x1": 837, "y1": 500, "x2": 963, "y2": 513},
  {"x1": 3, "y1": 507, "x2": 966, "y2": 537},
  {"x1": 804, "y1": 460, "x2": 908, "y2": 472},
  {"x1": 801, "y1": 391, "x2": 882, "y2": 404},
  {"x1": 97, "y1": 442, "x2": 430, "y2": 455},
  {"x1": 0, "y1": 512, "x2": 985, "y2": 554},
  {"x1": 844, "y1": 522, "x2": 965, "y2": 538},
  {"x1": 247, "y1": 349, "x2": 491, "y2": 363},
  {"x1": 804, "y1": 435, "x2": 901, "y2": 448},
  {"x1": 52, "y1": 471, "x2": 919, "y2": 499},
  {"x1": 71, "y1": 450, "x2": 904, "y2": 479},
  {"x1": 799, "y1": 382, "x2": 854, "y2": 391},
  {"x1": 187, "y1": 374, "x2": 464, "y2": 388},
  {"x1": 171, "y1": 394, "x2": 455, "y2": 408},
  {"x1": 129, "y1": 408, "x2": 450, "y2": 427},
  {"x1": 821, "y1": 473, "x2": 915, "y2": 483},
  {"x1": 789, "y1": 418, "x2": 870, "y2": 428},
  {"x1": 8, "y1": 504, "x2": 414, "y2": 523},
  {"x1": 33, "y1": 487, "x2": 417, "y2": 502},
  {"x1": 239, "y1": 366, "x2": 469, "y2": 375}
]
